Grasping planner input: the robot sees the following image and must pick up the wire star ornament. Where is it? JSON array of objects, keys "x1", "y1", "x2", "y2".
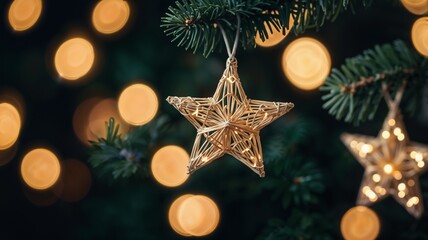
[
  {"x1": 167, "y1": 57, "x2": 294, "y2": 177},
  {"x1": 341, "y1": 84, "x2": 428, "y2": 218}
]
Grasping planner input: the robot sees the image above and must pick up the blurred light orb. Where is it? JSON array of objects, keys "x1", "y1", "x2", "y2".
[
  {"x1": 73, "y1": 97, "x2": 102, "y2": 145},
  {"x1": 21, "y1": 148, "x2": 61, "y2": 190},
  {"x1": 282, "y1": 37, "x2": 331, "y2": 90},
  {"x1": 8, "y1": 0, "x2": 42, "y2": 31},
  {"x1": 412, "y1": 17, "x2": 428, "y2": 57},
  {"x1": 400, "y1": 0, "x2": 428, "y2": 15},
  {"x1": 255, "y1": 17, "x2": 294, "y2": 47},
  {"x1": 177, "y1": 195, "x2": 220, "y2": 236},
  {"x1": 92, "y1": 0, "x2": 130, "y2": 34},
  {"x1": 0, "y1": 103, "x2": 21, "y2": 150},
  {"x1": 168, "y1": 194, "x2": 194, "y2": 237},
  {"x1": 54, "y1": 38, "x2": 95, "y2": 80},
  {"x1": 341, "y1": 206, "x2": 380, "y2": 240},
  {"x1": 151, "y1": 145, "x2": 189, "y2": 187},
  {"x1": 118, "y1": 83, "x2": 158, "y2": 126},
  {"x1": 88, "y1": 98, "x2": 129, "y2": 141},
  {"x1": 53, "y1": 159, "x2": 92, "y2": 202}
]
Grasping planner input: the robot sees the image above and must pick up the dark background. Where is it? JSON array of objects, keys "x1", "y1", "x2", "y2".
[{"x1": 1, "y1": 0, "x2": 428, "y2": 239}]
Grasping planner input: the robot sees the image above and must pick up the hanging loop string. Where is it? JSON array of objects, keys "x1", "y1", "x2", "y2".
[
  {"x1": 381, "y1": 81, "x2": 407, "y2": 113},
  {"x1": 217, "y1": 15, "x2": 241, "y2": 58}
]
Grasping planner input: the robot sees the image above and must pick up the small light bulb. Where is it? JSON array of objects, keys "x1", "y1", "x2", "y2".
[{"x1": 383, "y1": 164, "x2": 393, "y2": 174}]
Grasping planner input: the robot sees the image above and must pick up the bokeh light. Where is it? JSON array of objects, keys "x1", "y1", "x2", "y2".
[
  {"x1": 0, "y1": 103, "x2": 21, "y2": 150},
  {"x1": 341, "y1": 206, "x2": 380, "y2": 240},
  {"x1": 400, "y1": 0, "x2": 428, "y2": 15},
  {"x1": 255, "y1": 17, "x2": 294, "y2": 47},
  {"x1": 118, "y1": 83, "x2": 159, "y2": 126},
  {"x1": 0, "y1": 89, "x2": 26, "y2": 123},
  {"x1": 92, "y1": 0, "x2": 130, "y2": 34},
  {"x1": 8, "y1": 0, "x2": 42, "y2": 31},
  {"x1": 54, "y1": 37, "x2": 95, "y2": 80},
  {"x1": 169, "y1": 194, "x2": 220, "y2": 237},
  {"x1": 177, "y1": 195, "x2": 220, "y2": 236},
  {"x1": 73, "y1": 97, "x2": 102, "y2": 145},
  {"x1": 282, "y1": 37, "x2": 331, "y2": 90},
  {"x1": 168, "y1": 194, "x2": 193, "y2": 237},
  {"x1": 151, "y1": 145, "x2": 189, "y2": 187},
  {"x1": 53, "y1": 159, "x2": 92, "y2": 202},
  {"x1": 411, "y1": 17, "x2": 428, "y2": 57},
  {"x1": 88, "y1": 98, "x2": 129, "y2": 141},
  {"x1": 21, "y1": 148, "x2": 61, "y2": 190}
]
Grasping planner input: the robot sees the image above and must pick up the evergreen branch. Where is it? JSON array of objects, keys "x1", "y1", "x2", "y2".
[
  {"x1": 257, "y1": 210, "x2": 333, "y2": 240},
  {"x1": 320, "y1": 40, "x2": 427, "y2": 125},
  {"x1": 88, "y1": 116, "x2": 170, "y2": 180},
  {"x1": 161, "y1": 0, "x2": 371, "y2": 57},
  {"x1": 263, "y1": 120, "x2": 325, "y2": 208}
]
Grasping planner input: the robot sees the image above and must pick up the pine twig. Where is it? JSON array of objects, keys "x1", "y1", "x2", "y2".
[
  {"x1": 321, "y1": 40, "x2": 427, "y2": 125},
  {"x1": 161, "y1": 0, "x2": 371, "y2": 57},
  {"x1": 88, "y1": 116, "x2": 170, "y2": 180}
]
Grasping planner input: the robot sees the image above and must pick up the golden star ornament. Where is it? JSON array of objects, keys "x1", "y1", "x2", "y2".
[
  {"x1": 167, "y1": 57, "x2": 294, "y2": 177},
  {"x1": 341, "y1": 108, "x2": 428, "y2": 218}
]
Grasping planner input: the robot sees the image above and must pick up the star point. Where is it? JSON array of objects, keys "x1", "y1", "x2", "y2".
[{"x1": 168, "y1": 58, "x2": 294, "y2": 177}]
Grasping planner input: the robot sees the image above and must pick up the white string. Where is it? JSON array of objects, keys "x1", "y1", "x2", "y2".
[{"x1": 217, "y1": 15, "x2": 241, "y2": 58}]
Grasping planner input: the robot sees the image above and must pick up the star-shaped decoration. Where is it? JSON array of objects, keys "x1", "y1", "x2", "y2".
[
  {"x1": 167, "y1": 58, "x2": 294, "y2": 177},
  {"x1": 341, "y1": 108, "x2": 428, "y2": 218}
]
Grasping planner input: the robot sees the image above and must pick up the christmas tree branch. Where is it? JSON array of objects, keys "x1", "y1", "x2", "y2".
[
  {"x1": 161, "y1": 0, "x2": 371, "y2": 57},
  {"x1": 89, "y1": 117, "x2": 169, "y2": 179},
  {"x1": 320, "y1": 40, "x2": 427, "y2": 125}
]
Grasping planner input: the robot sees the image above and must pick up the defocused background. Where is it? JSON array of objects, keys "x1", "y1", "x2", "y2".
[{"x1": 1, "y1": 0, "x2": 428, "y2": 239}]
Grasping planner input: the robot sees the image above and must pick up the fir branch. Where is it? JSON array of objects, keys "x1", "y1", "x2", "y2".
[
  {"x1": 263, "y1": 120, "x2": 324, "y2": 208},
  {"x1": 88, "y1": 116, "x2": 170, "y2": 180},
  {"x1": 320, "y1": 40, "x2": 427, "y2": 125},
  {"x1": 161, "y1": 0, "x2": 371, "y2": 57}
]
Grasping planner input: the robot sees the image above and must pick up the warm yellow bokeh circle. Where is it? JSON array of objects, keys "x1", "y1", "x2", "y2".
[
  {"x1": 177, "y1": 195, "x2": 220, "y2": 237},
  {"x1": 21, "y1": 148, "x2": 61, "y2": 190},
  {"x1": 168, "y1": 194, "x2": 194, "y2": 237},
  {"x1": 0, "y1": 103, "x2": 21, "y2": 150},
  {"x1": 8, "y1": 0, "x2": 43, "y2": 31},
  {"x1": 92, "y1": 0, "x2": 130, "y2": 34},
  {"x1": 54, "y1": 37, "x2": 95, "y2": 80},
  {"x1": 255, "y1": 17, "x2": 294, "y2": 48},
  {"x1": 282, "y1": 37, "x2": 331, "y2": 90},
  {"x1": 169, "y1": 194, "x2": 220, "y2": 237},
  {"x1": 340, "y1": 206, "x2": 380, "y2": 240},
  {"x1": 400, "y1": 0, "x2": 428, "y2": 15},
  {"x1": 412, "y1": 17, "x2": 428, "y2": 57},
  {"x1": 118, "y1": 83, "x2": 159, "y2": 126},
  {"x1": 151, "y1": 145, "x2": 189, "y2": 187}
]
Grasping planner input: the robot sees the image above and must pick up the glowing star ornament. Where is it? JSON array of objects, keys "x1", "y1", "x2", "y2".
[
  {"x1": 341, "y1": 84, "x2": 428, "y2": 218},
  {"x1": 167, "y1": 57, "x2": 294, "y2": 177}
]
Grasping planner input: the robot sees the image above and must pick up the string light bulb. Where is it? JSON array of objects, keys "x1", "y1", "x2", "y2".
[
  {"x1": 21, "y1": 148, "x2": 61, "y2": 190},
  {"x1": 400, "y1": 0, "x2": 428, "y2": 15},
  {"x1": 118, "y1": 83, "x2": 158, "y2": 126},
  {"x1": 54, "y1": 37, "x2": 95, "y2": 80},
  {"x1": 282, "y1": 37, "x2": 331, "y2": 90},
  {"x1": 151, "y1": 145, "x2": 189, "y2": 187},
  {"x1": 412, "y1": 17, "x2": 428, "y2": 57},
  {"x1": 0, "y1": 103, "x2": 21, "y2": 150},
  {"x1": 92, "y1": 0, "x2": 130, "y2": 34},
  {"x1": 8, "y1": 0, "x2": 42, "y2": 31},
  {"x1": 341, "y1": 206, "x2": 380, "y2": 240}
]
